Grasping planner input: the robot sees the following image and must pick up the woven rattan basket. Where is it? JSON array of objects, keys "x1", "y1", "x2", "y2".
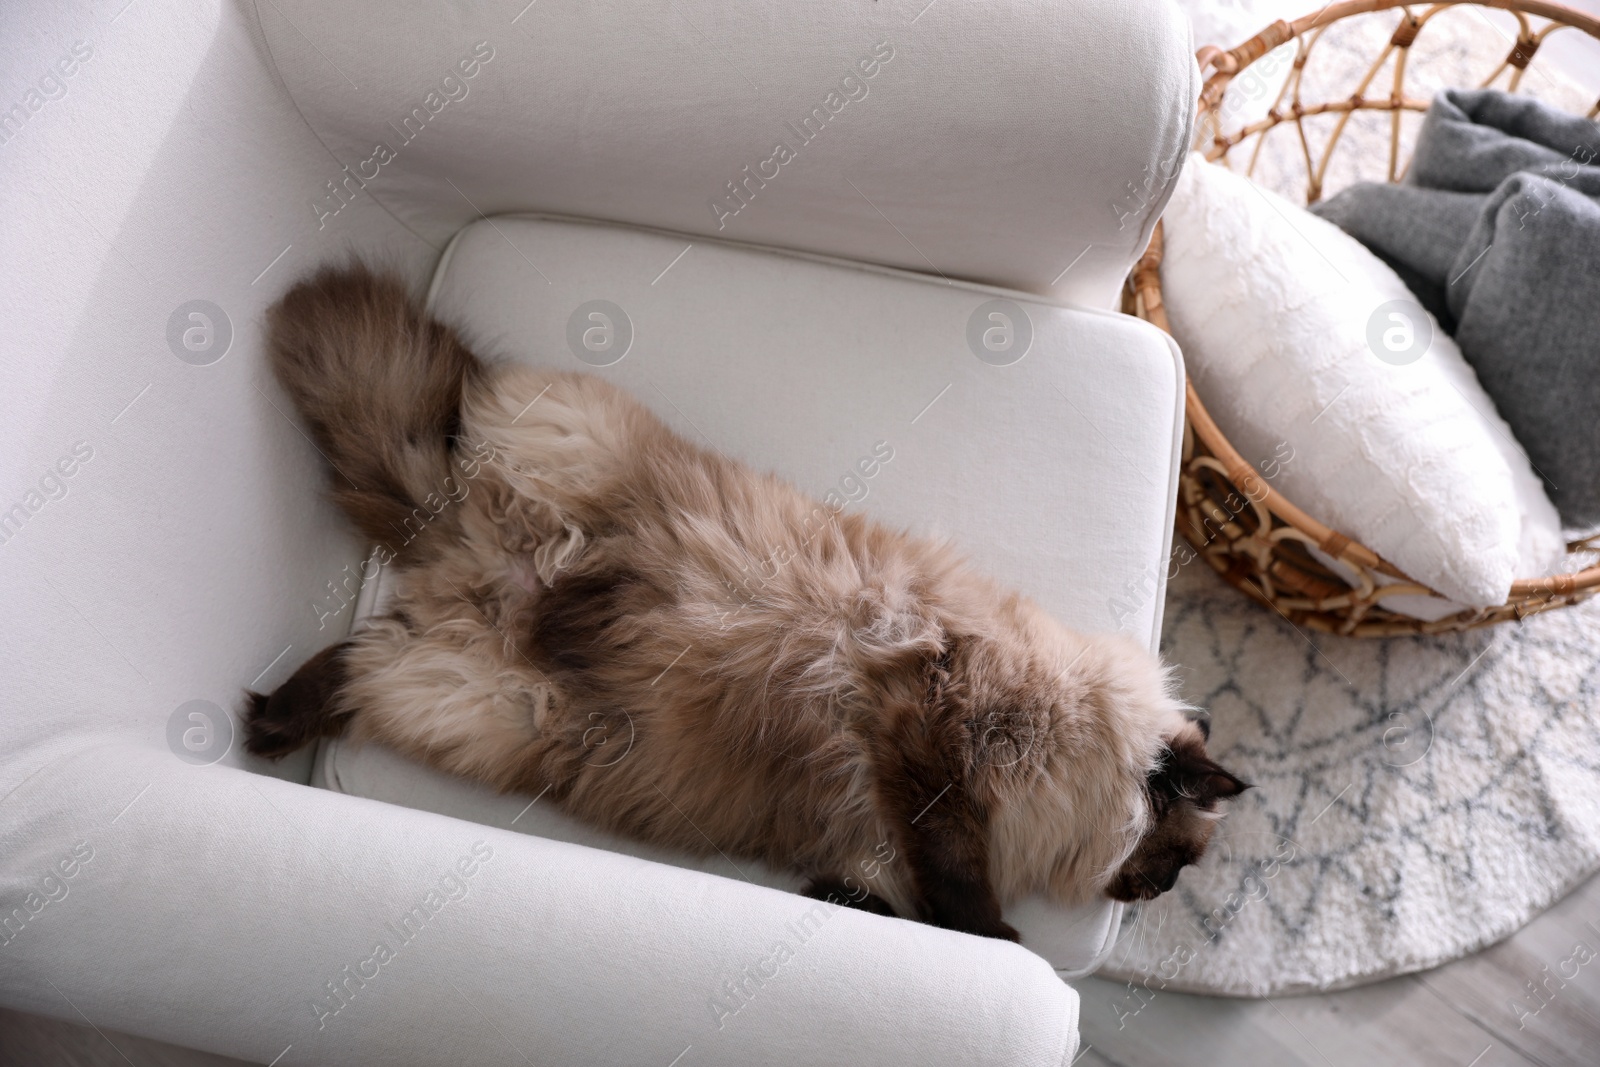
[{"x1": 1125, "y1": 0, "x2": 1600, "y2": 636}]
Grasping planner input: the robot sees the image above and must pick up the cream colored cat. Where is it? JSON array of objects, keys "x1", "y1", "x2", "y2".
[{"x1": 247, "y1": 263, "x2": 1246, "y2": 938}]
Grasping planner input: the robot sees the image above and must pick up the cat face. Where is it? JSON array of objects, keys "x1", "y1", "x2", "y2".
[{"x1": 1103, "y1": 720, "x2": 1249, "y2": 902}]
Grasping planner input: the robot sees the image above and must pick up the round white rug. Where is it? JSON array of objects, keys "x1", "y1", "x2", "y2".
[{"x1": 1097, "y1": 561, "x2": 1600, "y2": 995}]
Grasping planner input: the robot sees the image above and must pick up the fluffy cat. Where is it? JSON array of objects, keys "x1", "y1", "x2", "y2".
[{"x1": 246, "y1": 263, "x2": 1247, "y2": 940}]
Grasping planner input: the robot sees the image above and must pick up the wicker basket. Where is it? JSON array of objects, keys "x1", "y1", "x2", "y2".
[{"x1": 1125, "y1": 0, "x2": 1600, "y2": 636}]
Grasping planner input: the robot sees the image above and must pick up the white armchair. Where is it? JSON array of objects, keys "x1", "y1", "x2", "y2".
[{"x1": 0, "y1": 1, "x2": 1197, "y2": 1063}]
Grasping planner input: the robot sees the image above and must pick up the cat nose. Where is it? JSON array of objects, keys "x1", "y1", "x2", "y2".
[{"x1": 1157, "y1": 866, "x2": 1182, "y2": 893}]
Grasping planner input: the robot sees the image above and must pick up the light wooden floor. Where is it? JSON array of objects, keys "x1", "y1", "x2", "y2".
[
  {"x1": 1075, "y1": 870, "x2": 1600, "y2": 1067},
  {"x1": 7, "y1": 872, "x2": 1599, "y2": 1066}
]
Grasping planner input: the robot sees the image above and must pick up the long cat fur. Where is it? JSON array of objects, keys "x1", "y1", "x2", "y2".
[{"x1": 246, "y1": 262, "x2": 1247, "y2": 940}]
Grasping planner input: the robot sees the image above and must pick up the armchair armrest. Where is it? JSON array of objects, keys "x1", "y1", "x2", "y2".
[{"x1": 2, "y1": 744, "x2": 1079, "y2": 1066}]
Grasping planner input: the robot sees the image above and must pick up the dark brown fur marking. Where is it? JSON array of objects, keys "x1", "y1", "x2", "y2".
[
  {"x1": 875, "y1": 652, "x2": 1018, "y2": 941},
  {"x1": 244, "y1": 641, "x2": 354, "y2": 759},
  {"x1": 529, "y1": 558, "x2": 655, "y2": 674}
]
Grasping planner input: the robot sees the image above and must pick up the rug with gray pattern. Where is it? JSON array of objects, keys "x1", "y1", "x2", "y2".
[{"x1": 1096, "y1": 560, "x2": 1600, "y2": 996}]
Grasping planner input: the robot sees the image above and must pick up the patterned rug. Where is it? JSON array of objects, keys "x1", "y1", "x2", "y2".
[{"x1": 1097, "y1": 560, "x2": 1600, "y2": 995}]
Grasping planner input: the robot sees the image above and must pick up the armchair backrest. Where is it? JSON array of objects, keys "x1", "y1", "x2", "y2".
[{"x1": 257, "y1": 0, "x2": 1198, "y2": 309}]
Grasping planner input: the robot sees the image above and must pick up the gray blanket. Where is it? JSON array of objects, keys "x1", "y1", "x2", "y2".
[{"x1": 1312, "y1": 89, "x2": 1600, "y2": 528}]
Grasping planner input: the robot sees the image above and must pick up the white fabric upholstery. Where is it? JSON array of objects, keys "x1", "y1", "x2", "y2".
[
  {"x1": 252, "y1": 0, "x2": 1198, "y2": 310},
  {"x1": 1, "y1": 0, "x2": 1196, "y2": 1062}
]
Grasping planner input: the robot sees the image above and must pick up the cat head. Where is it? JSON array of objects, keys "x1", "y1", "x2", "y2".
[
  {"x1": 1102, "y1": 717, "x2": 1249, "y2": 901},
  {"x1": 924, "y1": 618, "x2": 1250, "y2": 921}
]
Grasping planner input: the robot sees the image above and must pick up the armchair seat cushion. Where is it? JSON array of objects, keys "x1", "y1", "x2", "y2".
[{"x1": 315, "y1": 214, "x2": 1187, "y2": 977}]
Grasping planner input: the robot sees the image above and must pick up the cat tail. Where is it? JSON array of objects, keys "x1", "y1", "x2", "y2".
[{"x1": 266, "y1": 261, "x2": 485, "y2": 564}]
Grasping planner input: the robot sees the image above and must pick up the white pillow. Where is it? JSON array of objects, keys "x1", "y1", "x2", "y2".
[{"x1": 1160, "y1": 154, "x2": 1564, "y2": 612}]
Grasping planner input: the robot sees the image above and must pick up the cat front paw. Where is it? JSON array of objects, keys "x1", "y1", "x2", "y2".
[{"x1": 958, "y1": 916, "x2": 1021, "y2": 942}]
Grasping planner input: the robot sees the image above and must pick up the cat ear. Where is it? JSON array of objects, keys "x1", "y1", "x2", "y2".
[
  {"x1": 1187, "y1": 758, "x2": 1250, "y2": 801},
  {"x1": 1156, "y1": 733, "x2": 1250, "y2": 802}
]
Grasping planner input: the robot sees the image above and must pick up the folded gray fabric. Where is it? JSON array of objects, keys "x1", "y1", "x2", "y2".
[
  {"x1": 1311, "y1": 89, "x2": 1600, "y2": 528},
  {"x1": 1312, "y1": 185, "x2": 1481, "y2": 328}
]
